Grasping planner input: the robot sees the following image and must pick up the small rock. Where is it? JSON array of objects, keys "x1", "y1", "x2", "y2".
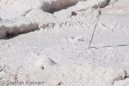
[
  {"x1": 57, "y1": 82, "x2": 62, "y2": 85},
  {"x1": 71, "y1": 11, "x2": 77, "y2": 16},
  {"x1": 0, "y1": 69, "x2": 3, "y2": 72}
]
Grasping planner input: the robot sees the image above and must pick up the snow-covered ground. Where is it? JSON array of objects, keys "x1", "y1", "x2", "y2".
[{"x1": 0, "y1": 0, "x2": 129, "y2": 86}]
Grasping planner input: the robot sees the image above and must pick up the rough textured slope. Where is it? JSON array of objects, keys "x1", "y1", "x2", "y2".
[
  {"x1": 0, "y1": 64, "x2": 128, "y2": 86},
  {"x1": 0, "y1": 0, "x2": 108, "y2": 38},
  {"x1": 1, "y1": 0, "x2": 129, "y2": 86}
]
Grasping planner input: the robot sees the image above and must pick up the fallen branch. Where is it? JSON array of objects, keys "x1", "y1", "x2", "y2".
[{"x1": 88, "y1": 9, "x2": 101, "y2": 48}]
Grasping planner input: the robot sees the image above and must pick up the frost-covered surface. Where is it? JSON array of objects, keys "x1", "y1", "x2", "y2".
[
  {"x1": 0, "y1": 0, "x2": 129, "y2": 86},
  {"x1": 0, "y1": 65, "x2": 128, "y2": 86},
  {"x1": 0, "y1": 0, "x2": 108, "y2": 38}
]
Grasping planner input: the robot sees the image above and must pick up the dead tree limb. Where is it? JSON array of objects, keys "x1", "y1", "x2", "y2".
[{"x1": 88, "y1": 9, "x2": 101, "y2": 48}]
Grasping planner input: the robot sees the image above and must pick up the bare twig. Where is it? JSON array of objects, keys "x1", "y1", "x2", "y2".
[{"x1": 88, "y1": 9, "x2": 101, "y2": 48}]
